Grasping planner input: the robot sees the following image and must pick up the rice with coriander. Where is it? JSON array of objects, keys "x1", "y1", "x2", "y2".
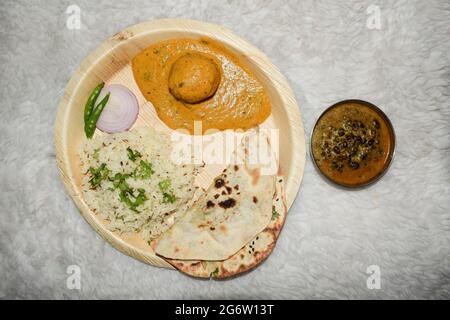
[{"x1": 79, "y1": 127, "x2": 199, "y2": 242}]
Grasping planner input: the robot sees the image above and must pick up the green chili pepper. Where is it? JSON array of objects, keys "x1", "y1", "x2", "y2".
[
  {"x1": 85, "y1": 93, "x2": 110, "y2": 139},
  {"x1": 84, "y1": 82, "x2": 104, "y2": 123}
]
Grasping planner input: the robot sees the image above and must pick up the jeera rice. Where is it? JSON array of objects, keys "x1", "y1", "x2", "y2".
[{"x1": 79, "y1": 127, "x2": 199, "y2": 242}]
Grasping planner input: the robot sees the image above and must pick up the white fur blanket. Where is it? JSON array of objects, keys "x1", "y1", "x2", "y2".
[{"x1": 0, "y1": 0, "x2": 449, "y2": 299}]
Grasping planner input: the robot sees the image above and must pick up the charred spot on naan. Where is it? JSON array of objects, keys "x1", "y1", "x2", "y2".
[
  {"x1": 249, "y1": 168, "x2": 260, "y2": 185},
  {"x1": 197, "y1": 223, "x2": 209, "y2": 229},
  {"x1": 190, "y1": 261, "x2": 202, "y2": 267},
  {"x1": 218, "y1": 198, "x2": 236, "y2": 209},
  {"x1": 205, "y1": 172, "x2": 241, "y2": 210},
  {"x1": 219, "y1": 224, "x2": 227, "y2": 234},
  {"x1": 171, "y1": 262, "x2": 211, "y2": 279},
  {"x1": 214, "y1": 178, "x2": 225, "y2": 188}
]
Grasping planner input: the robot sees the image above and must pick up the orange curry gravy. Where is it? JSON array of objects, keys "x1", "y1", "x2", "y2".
[
  {"x1": 132, "y1": 37, "x2": 271, "y2": 134},
  {"x1": 312, "y1": 102, "x2": 394, "y2": 187}
]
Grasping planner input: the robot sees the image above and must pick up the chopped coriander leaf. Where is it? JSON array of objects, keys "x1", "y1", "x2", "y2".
[
  {"x1": 109, "y1": 173, "x2": 148, "y2": 211},
  {"x1": 134, "y1": 160, "x2": 154, "y2": 179},
  {"x1": 119, "y1": 187, "x2": 148, "y2": 212},
  {"x1": 110, "y1": 173, "x2": 131, "y2": 191},
  {"x1": 159, "y1": 179, "x2": 176, "y2": 203},
  {"x1": 271, "y1": 206, "x2": 280, "y2": 220},
  {"x1": 162, "y1": 191, "x2": 177, "y2": 204},
  {"x1": 92, "y1": 148, "x2": 100, "y2": 160},
  {"x1": 158, "y1": 179, "x2": 171, "y2": 192},
  {"x1": 126, "y1": 147, "x2": 142, "y2": 161},
  {"x1": 133, "y1": 189, "x2": 148, "y2": 208},
  {"x1": 119, "y1": 189, "x2": 135, "y2": 208},
  {"x1": 88, "y1": 163, "x2": 110, "y2": 189},
  {"x1": 210, "y1": 267, "x2": 219, "y2": 277}
]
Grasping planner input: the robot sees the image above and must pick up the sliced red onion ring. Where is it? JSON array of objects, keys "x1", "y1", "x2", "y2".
[{"x1": 96, "y1": 84, "x2": 139, "y2": 133}]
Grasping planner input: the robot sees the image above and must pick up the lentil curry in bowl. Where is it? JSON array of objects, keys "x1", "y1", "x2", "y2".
[{"x1": 311, "y1": 100, "x2": 395, "y2": 188}]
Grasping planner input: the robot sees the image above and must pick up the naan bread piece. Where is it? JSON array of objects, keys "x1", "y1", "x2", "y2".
[
  {"x1": 165, "y1": 175, "x2": 287, "y2": 279},
  {"x1": 153, "y1": 162, "x2": 276, "y2": 261}
]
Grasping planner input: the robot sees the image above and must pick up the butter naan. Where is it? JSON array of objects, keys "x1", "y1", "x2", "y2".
[
  {"x1": 164, "y1": 175, "x2": 287, "y2": 279},
  {"x1": 153, "y1": 162, "x2": 275, "y2": 261}
]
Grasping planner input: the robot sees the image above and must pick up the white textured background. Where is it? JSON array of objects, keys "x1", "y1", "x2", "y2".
[{"x1": 0, "y1": 0, "x2": 449, "y2": 299}]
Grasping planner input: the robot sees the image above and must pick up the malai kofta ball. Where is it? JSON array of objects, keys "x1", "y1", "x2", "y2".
[{"x1": 168, "y1": 53, "x2": 221, "y2": 104}]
